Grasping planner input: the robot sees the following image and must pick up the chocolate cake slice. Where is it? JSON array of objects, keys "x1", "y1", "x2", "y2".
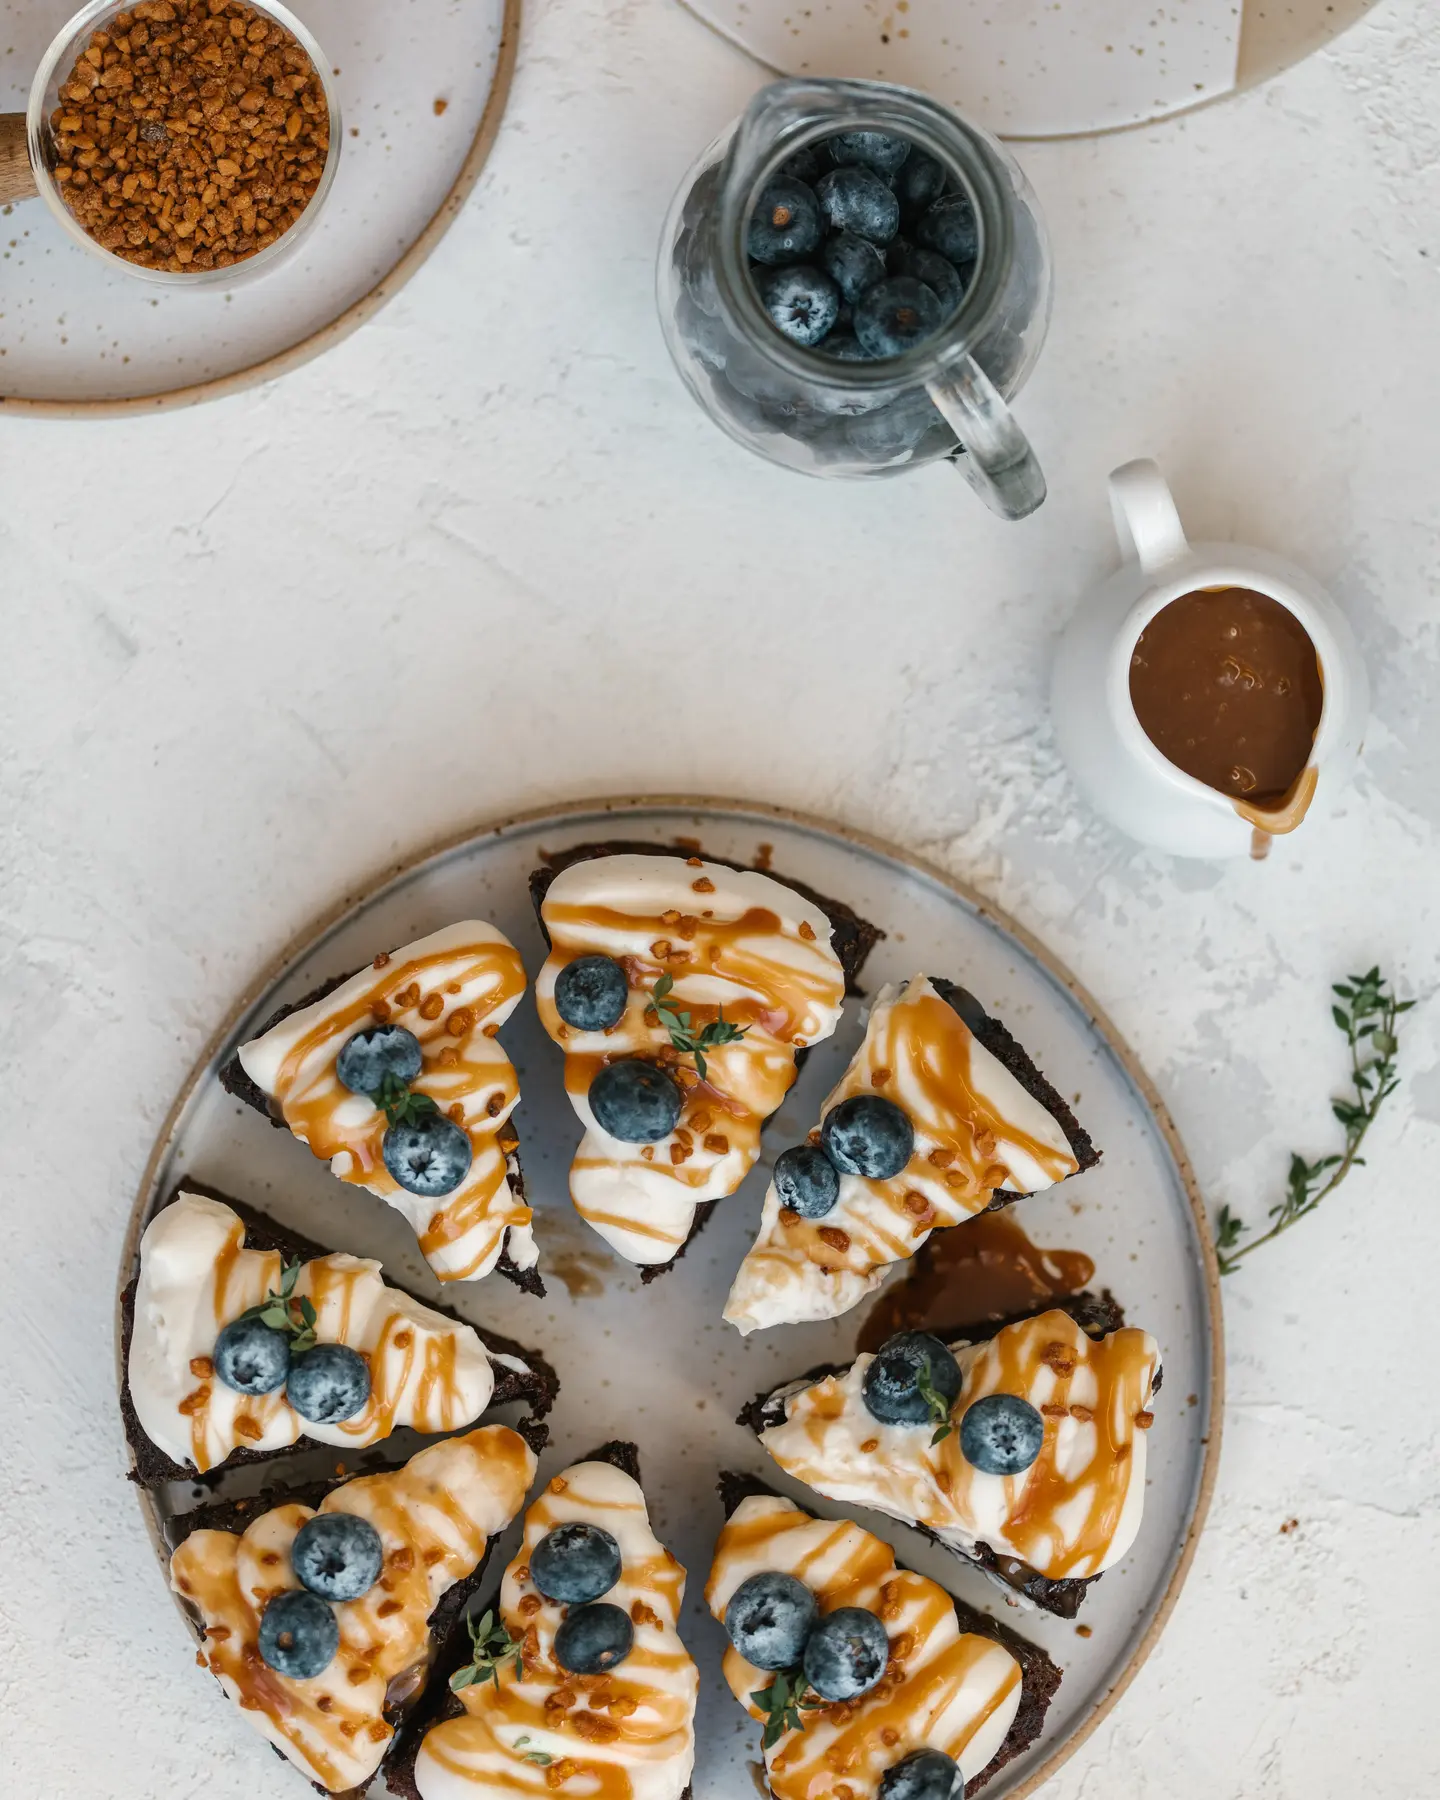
[
  {"x1": 387, "y1": 1439, "x2": 698, "y2": 1800},
  {"x1": 739, "y1": 1300, "x2": 1162, "y2": 1619},
  {"x1": 531, "y1": 841, "x2": 882, "y2": 1283},
  {"x1": 712, "y1": 1472, "x2": 1061, "y2": 1795},
  {"x1": 219, "y1": 921, "x2": 543, "y2": 1295},
  {"x1": 122, "y1": 1183, "x2": 558, "y2": 1488}
]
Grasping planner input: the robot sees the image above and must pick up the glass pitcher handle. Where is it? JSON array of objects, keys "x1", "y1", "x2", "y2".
[{"x1": 926, "y1": 357, "x2": 1046, "y2": 522}]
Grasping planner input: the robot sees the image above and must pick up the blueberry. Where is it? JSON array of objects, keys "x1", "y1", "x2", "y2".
[
  {"x1": 895, "y1": 149, "x2": 947, "y2": 220},
  {"x1": 844, "y1": 392, "x2": 938, "y2": 461},
  {"x1": 589, "y1": 1059, "x2": 685, "y2": 1143},
  {"x1": 821, "y1": 231, "x2": 886, "y2": 306},
  {"x1": 959, "y1": 1393, "x2": 1045, "y2": 1476},
  {"x1": 818, "y1": 332, "x2": 874, "y2": 363},
  {"x1": 291, "y1": 1512, "x2": 384, "y2": 1602},
  {"x1": 816, "y1": 167, "x2": 900, "y2": 244},
  {"x1": 773, "y1": 1144, "x2": 841, "y2": 1217},
  {"x1": 724, "y1": 1570, "x2": 818, "y2": 1671},
  {"x1": 884, "y1": 234, "x2": 914, "y2": 276},
  {"x1": 748, "y1": 177, "x2": 822, "y2": 265},
  {"x1": 554, "y1": 1601, "x2": 634, "y2": 1674},
  {"x1": 213, "y1": 1314, "x2": 291, "y2": 1396},
  {"x1": 286, "y1": 1343, "x2": 371, "y2": 1424},
  {"x1": 853, "y1": 277, "x2": 945, "y2": 359},
  {"x1": 821, "y1": 1094, "x2": 915, "y2": 1179},
  {"x1": 863, "y1": 1331, "x2": 963, "y2": 1426},
  {"x1": 825, "y1": 131, "x2": 912, "y2": 179},
  {"x1": 779, "y1": 143, "x2": 828, "y2": 186},
  {"x1": 530, "y1": 1522, "x2": 623, "y2": 1605},
  {"x1": 755, "y1": 264, "x2": 841, "y2": 349},
  {"x1": 915, "y1": 193, "x2": 979, "y2": 268},
  {"x1": 893, "y1": 245, "x2": 967, "y2": 316},
  {"x1": 880, "y1": 1749, "x2": 964, "y2": 1800},
  {"x1": 802, "y1": 1606, "x2": 889, "y2": 1701},
  {"x1": 257, "y1": 1589, "x2": 338, "y2": 1680},
  {"x1": 554, "y1": 955, "x2": 629, "y2": 1032},
  {"x1": 383, "y1": 1112, "x2": 472, "y2": 1196},
  {"x1": 336, "y1": 1024, "x2": 423, "y2": 1096}
]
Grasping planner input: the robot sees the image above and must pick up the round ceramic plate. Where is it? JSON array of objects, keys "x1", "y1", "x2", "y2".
[
  {"x1": 120, "y1": 797, "x2": 1223, "y2": 1798},
  {"x1": 0, "y1": 0, "x2": 518, "y2": 412},
  {"x1": 675, "y1": 0, "x2": 1383, "y2": 140}
]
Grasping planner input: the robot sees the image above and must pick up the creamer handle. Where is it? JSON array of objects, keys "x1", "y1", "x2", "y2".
[
  {"x1": 0, "y1": 114, "x2": 38, "y2": 205},
  {"x1": 926, "y1": 356, "x2": 1046, "y2": 522},
  {"x1": 1109, "y1": 459, "x2": 1189, "y2": 575}
]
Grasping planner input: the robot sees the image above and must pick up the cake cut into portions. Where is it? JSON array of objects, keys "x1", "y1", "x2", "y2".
[
  {"x1": 725, "y1": 974, "x2": 1098, "y2": 1333},
  {"x1": 744, "y1": 1305, "x2": 1161, "y2": 1617},
  {"x1": 124, "y1": 1189, "x2": 557, "y2": 1484},
  {"x1": 397, "y1": 1440, "x2": 699, "y2": 1800},
  {"x1": 224, "y1": 922, "x2": 539, "y2": 1289},
  {"x1": 533, "y1": 845, "x2": 878, "y2": 1275},
  {"x1": 707, "y1": 1476, "x2": 1060, "y2": 1798},
  {"x1": 169, "y1": 1424, "x2": 537, "y2": 1795}
]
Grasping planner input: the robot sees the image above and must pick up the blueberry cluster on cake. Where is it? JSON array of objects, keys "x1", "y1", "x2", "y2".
[
  {"x1": 221, "y1": 922, "x2": 541, "y2": 1291},
  {"x1": 707, "y1": 1474, "x2": 1061, "y2": 1799},
  {"x1": 388, "y1": 1439, "x2": 698, "y2": 1800},
  {"x1": 122, "y1": 1186, "x2": 558, "y2": 1486},
  {"x1": 740, "y1": 1302, "x2": 1161, "y2": 1617},
  {"x1": 531, "y1": 843, "x2": 880, "y2": 1278},
  {"x1": 725, "y1": 974, "x2": 1099, "y2": 1333}
]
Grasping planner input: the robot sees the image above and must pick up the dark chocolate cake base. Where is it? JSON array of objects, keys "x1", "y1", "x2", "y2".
[
  {"x1": 219, "y1": 970, "x2": 544, "y2": 1299},
  {"x1": 122, "y1": 1181, "x2": 558, "y2": 1488},
  {"x1": 716, "y1": 1470, "x2": 1061, "y2": 1795}
]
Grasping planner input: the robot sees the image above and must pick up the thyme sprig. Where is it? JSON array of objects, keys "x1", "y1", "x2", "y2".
[
  {"x1": 751, "y1": 1667, "x2": 821, "y2": 1750},
  {"x1": 514, "y1": 1737, "x2": 554, "y2": 1767},
  {"x1": 374, "y1": 1069, "x2": 439, "y2": 1129},
  {"x1": 238, "y1": 1259, "x2": 317, "y2": 1354},
  {"x1": 449, "y1": 1609, "x2": 523, "y2": 1693},
  {"x1": 1217, "y1": 968, "x2": 1414, "y2": 1274},
  {"x1": 651, "y1": 972, "x2": 749, "y2": 1082},
  {"x1": 916, "y1": 1358, "x2": 955, "y2": 1445}
]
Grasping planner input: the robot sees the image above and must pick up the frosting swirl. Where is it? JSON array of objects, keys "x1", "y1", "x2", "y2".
[
  {"x1": 238, "y1": 922, "x2": 536, "y2": 1282},
  {"x1": 536, "y1": 856, "x2": 845, "y2": 1266},
  {"x1": 414, "y1": 1458, "x2": 698, "y2": 1800},
  {"x1": 706, "y1": 1495, "x2": 1022, "y2": 1798},
  {"x1": 169, "y1": 1425, "x2": 536, "y2": 1793},
  {"x1": 129, "y1": 1193, "x2": 519, "y2": 1473},
  {"x1": 758, "y1": 1309, "x2": 1161, "y2": 1582},
  {"x1": 725, "y1": 975, "x2": 1080, "y2": 1333}
]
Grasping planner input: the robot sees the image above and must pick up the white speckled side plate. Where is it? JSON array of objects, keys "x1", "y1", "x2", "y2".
[
  {"x1": 0, "y1": 0, "x2": 512, "y2": 405},
  {"x1": 120, "y1": 798, "x2": 1222, "y2": 1798}
]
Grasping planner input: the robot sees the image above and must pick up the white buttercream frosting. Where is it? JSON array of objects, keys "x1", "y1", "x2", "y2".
[
  {"x1": 237, "y1": 921, "x2": 536, "y2": 1282},
  {"x1": 415, "y1": 1458, "x2": 699, "y2": 1800},
  {"x1": 725, "y1": 975, "x2": 1081, "y2": 1334},
  {"x1": 128, "y1": 1192, "x2": 511, "y2": 1474},
  {"x1": 536, "y1": 854, "x2": 845, "y2": 1266}
]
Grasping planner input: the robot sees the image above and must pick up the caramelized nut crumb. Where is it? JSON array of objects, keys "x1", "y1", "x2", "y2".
[
  {"x1": 703, "y1": 1132, "x2": 730, "y2": 1154},
  {"x1": 419, "y1": 992, "x2": 444, "y2": 1020},
  {"x1": 818, "y1": 1226, "x2": 851, "y2": 1253},
  {"x1": 798, "y1": 920, "x2": 816, "y2": 940},
  {"x1": 1136, "y1": 1410, "x2": 1155, "y2": 1429},
  {"x1": 373, "y1": 952, "x2": 391, "y2": 969},
  {"x1": 870, "y1": 1066, "x2": 892, "y2": 1087},
  {"x1": 860, "y1": 1437, "x2": 879, "y2": 1454},
  {"x1": 691, "y1": 876, "x2": 715, "y2": 893},
  {"x1": 189, "y1": 1356, "x2": 214, "y2": 1379}
]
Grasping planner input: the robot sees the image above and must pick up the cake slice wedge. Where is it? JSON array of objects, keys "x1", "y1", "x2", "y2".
[
  {"x1": 387, "y1": 1439, "x2": 699, "y2": 1800},
  {"x1": 708, "y1": 1473, "x2": 1060, "y2": 1798},
  {"x1": 740, "y1": 1302, "x2": 1161, "y2": 1617},
  {"x1": 725, "y1": 973, "x2": 1099, "y2": 1333},
  {"x1": 167, "y1": 1423, "x2": 537, "y2": 1795},
  {"x1": 531, "y1": 842, "x2": 880, "y2": 1279},
  {"x1": 123, "y1": 1186, "x2": 558, "y2": 1486},
  {"x1": 221, "y1": 922, "x2": 541, "y2": 1291}
]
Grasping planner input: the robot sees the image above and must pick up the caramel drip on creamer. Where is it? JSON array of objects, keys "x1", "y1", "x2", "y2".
[
  {"x1": 417, "y1": 1461, "x2": 698, "y2": 1798},
  {"x1": 170, "y1": 1427, "x2": 535, "y2": 1794},
  {"x1": 706, "y1": 1498, "x2": 1022, "y2": 1799},
  {"x1": 768, "y1": 1310, "x2": 1159, "y2": 1582}
]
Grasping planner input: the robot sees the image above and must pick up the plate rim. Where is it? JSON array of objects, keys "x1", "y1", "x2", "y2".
[
  {"x1": 0, "y1": 0, "x2": 521, "y2": 417},
  {"x1": 117, "y1": 792, "x2": 1225, "y2": 1797}
]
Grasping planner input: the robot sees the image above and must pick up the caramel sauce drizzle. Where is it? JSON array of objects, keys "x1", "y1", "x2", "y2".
[
  {"x1": 770, "y1": 1310, "x2": 1158, "y2": 1581},
  {"x1": 170, "y1": 1427, "x2": 535, "y2": 1793},
  {"x1": 420, "y1": 1462, "x2": 699, "y2": 1796},
  {"x1": 259, "y1": 933, "x2": 529, "y2": 1281},
  {"x1": 706, "y1": 1498, "x2": 1021, "y2": 1799}
]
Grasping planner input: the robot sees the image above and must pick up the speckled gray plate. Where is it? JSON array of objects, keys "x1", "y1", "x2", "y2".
[{"x1": 120, "y1": 797, "x2": 1223, "y2": 1798}]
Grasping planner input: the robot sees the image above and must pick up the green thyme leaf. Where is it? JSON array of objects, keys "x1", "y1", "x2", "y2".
[
  {"x1": 449, "y1": 1608, "x2": 522, "y2": 1695},
  {"x1": 915, "y1": 1357, "x2": 955, "y2": 1444},
  {"x1": 651, "y1": 971, "x2": 748, "y2": 1084},
  {"x1": 752, "y1": 1667, "x2": 819, "y2": 1749}
]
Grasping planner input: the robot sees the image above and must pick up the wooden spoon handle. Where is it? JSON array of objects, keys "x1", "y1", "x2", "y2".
[{"x1": 0, "y1": 113, "x2": 39, "y2": 205}]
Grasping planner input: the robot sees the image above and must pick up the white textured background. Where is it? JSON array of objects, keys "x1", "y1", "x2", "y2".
[{"x1": 2, "y1": 0, "x2": 1438, "y2": 1794}]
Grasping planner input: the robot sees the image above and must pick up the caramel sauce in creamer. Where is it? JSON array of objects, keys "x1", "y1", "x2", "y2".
[
  {"x1": 169, "y1": 1426, "x2": 535, "y2": 1794},
  {"x1": 536, "y1": 857, "x2": 845, "y2": 1265},
  {"x1": 706, "y1": 1497, "x2": 1022, "y2": 1798},
  {"x1": 416, "y1": 1460, "x2": 699, "y2": 1798},
  {"x1": 241, "y1": 925, "x2": 531, "y2": 1282},
  {"x1": 763, "y1": 1310, "x2": 1159, "y2": 1582}
]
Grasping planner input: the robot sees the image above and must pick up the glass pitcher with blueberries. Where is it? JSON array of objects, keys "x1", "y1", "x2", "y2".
[{"x1": 658, "y1": 78, "x2": 1052, "y2": 520}]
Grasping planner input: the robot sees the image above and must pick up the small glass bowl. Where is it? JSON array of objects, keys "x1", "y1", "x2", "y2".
[{"x1": 25, "y1": 0, "x2": 342, "y2": 287}]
